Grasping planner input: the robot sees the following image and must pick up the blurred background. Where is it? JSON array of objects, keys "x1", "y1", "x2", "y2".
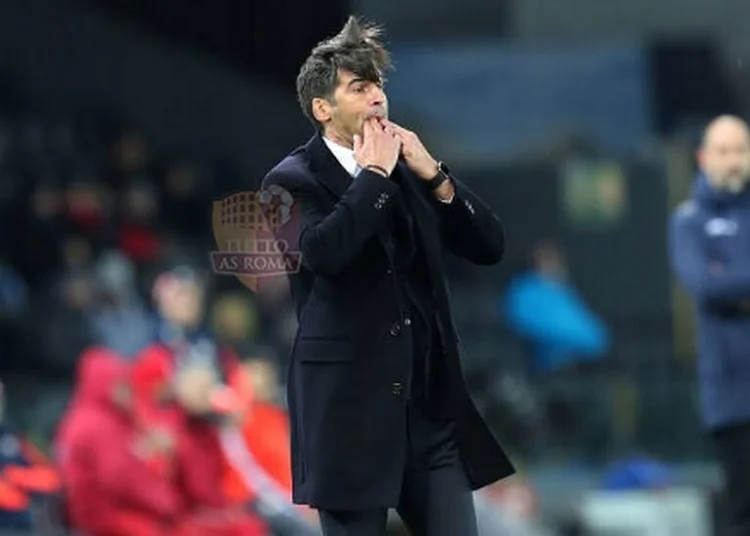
[{"x1": 0, "y1": 0, "x2": 742, "y2": 534}]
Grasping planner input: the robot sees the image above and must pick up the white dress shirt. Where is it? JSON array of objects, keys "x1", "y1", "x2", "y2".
[
  {"x1": 322, "y1": 137, "x2": 454, "y2": 203},
  {"x1": 323, "y1": 137, "x2": 361, "y2": 177}
]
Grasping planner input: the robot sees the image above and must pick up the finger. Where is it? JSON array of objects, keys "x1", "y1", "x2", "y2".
[
  {"x1": 383, "y1": 120, "x2": 399, "y2": 136},
  {"x1": 382, "y1": 119, "x2": 405, "y2": 134},
  {"x1": 369, "y1": 121, "x2": 388, "y2": 140},
  {"x1": 353, "y1": 134, "x2": 362, "y2": 151},
  {"x1": 363, "y1": 119, "x2": 377, "y2": 137}
]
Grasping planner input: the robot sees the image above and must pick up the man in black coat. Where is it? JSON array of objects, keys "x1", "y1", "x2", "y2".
[{"x1": 261, "y1": 16, "x2": 514, "y2": 536}]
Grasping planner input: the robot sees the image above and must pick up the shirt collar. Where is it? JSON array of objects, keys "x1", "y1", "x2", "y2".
[{"x1": 323, "y1": 137, "x2": 359, "y2": 177}]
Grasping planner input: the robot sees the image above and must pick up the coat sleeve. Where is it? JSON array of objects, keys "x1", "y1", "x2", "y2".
[
  {"x1": 427, "y1": 178, "x2": 505, "y2": 265},
  {"x1": 262, "y1": 169, "x2": 401, "y2": 276},
  {"x1": 669, "y1": 207, "x2": 750, "y2": 305}
]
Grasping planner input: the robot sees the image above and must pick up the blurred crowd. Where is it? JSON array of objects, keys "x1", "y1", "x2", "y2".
[
  {"x1": 0, "y1": 103, "x2": 310, "y2": 534},
  {"x1": 0, "y1": 107, "x2": 300, "y2": 436}
]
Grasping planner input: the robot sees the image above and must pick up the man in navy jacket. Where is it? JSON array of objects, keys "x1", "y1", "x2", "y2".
[{"x1": 669, "y1": 115, "x2": 750, "y2": 535}]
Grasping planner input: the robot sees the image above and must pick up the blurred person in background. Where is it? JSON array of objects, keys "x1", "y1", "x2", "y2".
[
  {"x1": 225, "y1": 346, "x2": 290, "y2": 501},
  {"x1": 0, "y1": 256, "x2": 29, "y2": 377},
  {"x1": 262, "y1": 16, "x2": 512, "y2": 536},
  {"x1": 161, "y1": 160, "x2": 209, "y2": 240},
  {"x1": 223, "y1": 346, "x2": 322, "y2": 536},
  {"x1": 131, "y1": 266, "x2": 241, "y2": 409},
  {"x1": 109, "y1": 129, "x2": 151, "y2": 184},
  {"x1": 165, "y1": 356, "x2": 269, "y2": 536},
  {"x1": 28, "y1": 270, "x2": 96, "y2": 381},
  {"x1": 118, "y1": 180, "x2": 166, "y2": 267},
  {"x1": 503, "y1": 240, "x2": 610, "y2": 376},
  {"x1": 64, "y1": 172, "x2": 112, "y2": 248},
  {"x1": 56, "y1": 347, "x2": 183, "y2": 536},
  {"x1": 0, "y1": 379, "x2": 61, "y2": 534},
  {"x1": 503, "y1": 240, "x2": 611, "y2": 463},
  {"x1": 9, "y1": 181, "x2": 68, "y2": 289},
  {"x1": 210, "y1": 292, "x2": 260, "y2": 353},
  {"x1": 5, "y1": 257, "x2": 96, "y2": 443},
  {"x1": 0, "y1": 258, "x2": 28, "y2": 315},
  {"x1": 89, "y1": 249, "x2": 156, "y2": 359},
  {"x1": 132, "y1": 268, "x2": 266, "y2": 536},
  {"x1": 669, "y1": 114, "x2": 750, "y2": 536}
]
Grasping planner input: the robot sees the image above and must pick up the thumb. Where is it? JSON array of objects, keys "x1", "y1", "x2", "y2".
[{"x1": 353, "y1": 134, "x2": 361, "y2": 151}]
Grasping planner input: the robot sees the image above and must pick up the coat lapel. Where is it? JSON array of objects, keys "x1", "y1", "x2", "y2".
[{"x1": 306, "y1": 133, "x2": 353, "y2": 199}]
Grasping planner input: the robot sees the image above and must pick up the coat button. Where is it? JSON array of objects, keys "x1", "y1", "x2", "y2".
[
  {"x1": 389, "y1": 322, "x2": 401, "y2": 337},
  {"x1": 386, "y1": 267, "x2": 393, "y2": 275},
  {"x1": 391, "y1": 382, "x2": 403, "y2": 395},
  {"x1": 403, "y1": 317, "x2": 412, "y2": 327}
]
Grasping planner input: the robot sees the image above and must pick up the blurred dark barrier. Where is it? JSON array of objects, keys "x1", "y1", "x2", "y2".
[
  {"x1": 0, "y1": 0, "x2": 309, "y2": 178},
  {"x1": 649, "y1": 40, "x2": 741, "y2": 135},
  {"x1": 353, "y1": 0, "x2": 511, "y2": 38},
  {"x1": 82, "y1": 0, "x2": 349, "y2": 87}
]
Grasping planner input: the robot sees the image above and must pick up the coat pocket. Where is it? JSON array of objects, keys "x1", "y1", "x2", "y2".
[{"x1": 295, "y1": 337, "x2": 352, "y2": 363}]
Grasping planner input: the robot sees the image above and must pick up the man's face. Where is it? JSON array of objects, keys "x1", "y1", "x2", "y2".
[
  {"x1": 699, "y1": 120, "x2": 750, "y2": 193},
  {"x1": 533, "y1": 243, "x2": 567, "y2": 281},
  {"x1": 242, "y1": 359, "x2": 278, "y2": 403},
  {"x1": 161, "y1": 282, "x2": 204, "y2": 328},
  {"x1": 316, "y1": 70, "x2": 388, "y2": 146},
  {"x1": 173, "y1": 367, "x2": 217, "y2": 415},
  {"x1": 111, "y1": 380, "x2": 133, "y2": 410}
]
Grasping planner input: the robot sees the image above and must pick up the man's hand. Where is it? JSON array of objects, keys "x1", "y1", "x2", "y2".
[
  {"x1": 383, "y1": 120, "x2": 455, "y2": 202},
  {"x1": 381, "y1": 120, "x2": 438, "y2": 180},
  {"x1": 353, "y1": 118, "x2": 401, "y2": 177},
  {"x1": 173, "y1": 367, "x2": 217, "y2": 415}
]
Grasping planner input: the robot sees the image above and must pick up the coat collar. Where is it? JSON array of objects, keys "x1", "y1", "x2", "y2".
[
  {"x1": 306, "y1": 132, "x2": 353, "y2": 199},
  {"x1": 305, "y1": 132, "x2": 422, "y2": 200}
]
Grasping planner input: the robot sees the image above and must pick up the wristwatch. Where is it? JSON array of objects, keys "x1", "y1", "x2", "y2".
[{"x1": 427, "y1": 161, "x2": 451, "y2": 190}]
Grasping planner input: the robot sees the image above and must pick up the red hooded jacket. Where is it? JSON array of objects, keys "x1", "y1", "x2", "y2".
[
  {"x1": 57, "y1": 347, "x2": 182, "y2": 536},
  {"x1": 132, "y1": 343, "x2": 252, "y2": 507},
  {"x1": 132, "y1": 342, "x2": 269, "y2": 536}
]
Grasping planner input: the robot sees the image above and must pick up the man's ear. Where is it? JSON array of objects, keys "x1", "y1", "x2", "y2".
[
  {"x1": 696, "y1": 147, "x2": 703, "y2": 167},
  {"x1": 312, "y1": 97, "x2": 333, "y2": 124}
]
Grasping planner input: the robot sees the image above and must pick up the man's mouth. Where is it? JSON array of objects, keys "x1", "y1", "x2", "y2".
[{"x1": 365, "y1": 109, "x2": 386, "y2": 121}]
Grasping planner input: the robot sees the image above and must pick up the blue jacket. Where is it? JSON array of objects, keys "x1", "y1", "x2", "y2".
[
  {"x1": 503, "y1": 273, "x2": 610, "y2": 373},
  {"x1": 669, "y1": 175, "x2": 750, "y2": 430}
]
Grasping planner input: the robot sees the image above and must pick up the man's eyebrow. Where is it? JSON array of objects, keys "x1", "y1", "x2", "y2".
[{"x1": 347, "y1": 77, "x2": 367, "y2": 87}]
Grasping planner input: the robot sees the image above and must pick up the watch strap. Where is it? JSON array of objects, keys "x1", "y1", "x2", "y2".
[{"x1": 427, "y1": 162, "x2": 451, "y2": 190}]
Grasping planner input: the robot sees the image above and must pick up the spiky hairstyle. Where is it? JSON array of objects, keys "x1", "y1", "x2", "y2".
[{"x1": 296, "y1": 16, "x2": 393, "y2": 128}]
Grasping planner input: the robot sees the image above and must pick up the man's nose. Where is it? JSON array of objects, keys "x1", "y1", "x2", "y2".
[{"x1": 370, "y1": 85, "x2": 385, "y2": 105}]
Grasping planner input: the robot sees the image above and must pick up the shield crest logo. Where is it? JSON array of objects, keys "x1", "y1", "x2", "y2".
[{"x1": 210, "y1": 186, "x2": 302, "y2": 292}]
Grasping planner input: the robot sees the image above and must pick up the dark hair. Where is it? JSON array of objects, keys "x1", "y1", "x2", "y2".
[{"x1": 296, "y1": 16, "x2": 393, "y2": 128}]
